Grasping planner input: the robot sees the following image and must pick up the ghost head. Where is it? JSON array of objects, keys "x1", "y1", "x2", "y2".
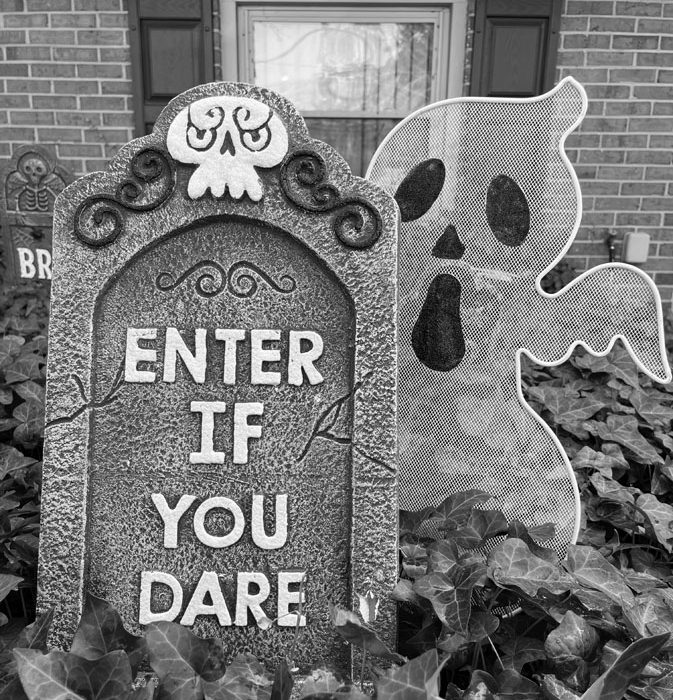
[
  {"x1": 167, "y1": 95, "x2": 289, "y2": 201},
  {"x1": 18, "y1": 154, "x2": 49, "y2": 187}
]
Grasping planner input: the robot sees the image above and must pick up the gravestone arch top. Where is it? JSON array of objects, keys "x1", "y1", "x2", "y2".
[{"x1": 40, "y1": 82, "x2": 398, "y2": 671}]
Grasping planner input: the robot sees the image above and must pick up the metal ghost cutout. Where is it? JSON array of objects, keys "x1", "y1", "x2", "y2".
[{"x1": 367, "y1": 77, "x2": 671, "y2": 556}]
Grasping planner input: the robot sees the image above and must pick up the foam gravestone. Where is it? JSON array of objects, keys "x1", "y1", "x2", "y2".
[
  {"x1": 39, "y1": 83, "x2": 397, "y2": 671},
  {"x1": 0, "y1": 145, "x2": 73, "y2": 283},
  {"x1": 367, "y1": 77, "x2": 671, "y2": 555}
]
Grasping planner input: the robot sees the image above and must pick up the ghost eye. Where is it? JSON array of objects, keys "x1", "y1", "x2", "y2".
[
  {"x1": 486, "y1": 174, "x2": 530, "y2": 246},
  {"x1": 234, "y1": 107, "x2": 273, "y2": 152}
]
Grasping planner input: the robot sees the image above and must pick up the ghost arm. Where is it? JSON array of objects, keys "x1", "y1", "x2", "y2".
[{"x1": 522, "y1": 263, "x2": 671, "y2": 383}]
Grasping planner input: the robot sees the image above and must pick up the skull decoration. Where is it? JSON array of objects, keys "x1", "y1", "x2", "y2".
[
  {"x1": 167, "y1": 96, "x2": 289, "y2": 201},
  {"x1": 19, "y1": 155, "x2": 48, "y2": 187}
]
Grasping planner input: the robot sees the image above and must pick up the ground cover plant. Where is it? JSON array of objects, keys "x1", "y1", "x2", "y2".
[{"x1": 1, "y1": 271, "x2": 673, "y2": 698}]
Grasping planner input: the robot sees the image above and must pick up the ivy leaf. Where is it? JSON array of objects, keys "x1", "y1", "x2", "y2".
[
  {"x1": 70, "y1": 592, "x2": 147, "y2": 675},
  {"x1": 0, "y1": 335, "x2": 25, "y2": 367},
  {"x1": 450, "y1": 509, "x2": 508, "y2": 549},
  {"x1": 487, "y1": 538, "x2": 574, "y2": 596},
  {"x1": 623, "y1": 589, "x2": 673, "y2": 644},
  {"x1": 425, "y1": 540, "x2": 459, "y2": 575},
  {"x1": 0, "y1": 573, "x2": 22, "y2": 603},
  {"x1": 539, "y1": 673, "x2": 581, "y2": 700},
  {"x1": 629, "y1": 389, "x2": 673, "y2": 429},
  {"x1": 146, "y1": 621, "x2": 227, "y2": 697},
  {"x1": 202, "y1": 653, "x2": 273, "y2": 700},
  {"x1": 590, "y1": 473, "x2": 639, "y2": 504},
  {"x1": 14, "y1": 648, "x2": 133, "y2": 700},
  {"x1": 636, "y1": 494, "x2": 673, "y2": 552},
  {"x1": 298, "y1": 668, "x2": 342, "y2": 697},
  {"x1": 555, "y1": 396, "x2": 606, "y2": 425},
  {"x1": 581, "y1": 633, "x2": 670, "y2": 700},
  {"x1": 467, "y1": 610, "x2": 499, "y2": 642},
  {"x1": 435, "y1": 490, "x2": 491, "y2": 531},
  {"x1": 496, "y1": 669, "x2": 543, "y2": 699},
  {"x1": 375, "y1": 648, "x2": 444, "y2": 700},
  {"x1": 328, "y1": 604, "x2": 404, "y2": 663},
  {"x1": 500, "y1": 636, "x2": 546, "y2": 671},
  {"x1": 565, "y1": 545, "x2": 634, "y2": 606},
  {"x1": 595, "y1": 416, "x2": 663, "y2": 465},
  {"x1": 545, "y1": 611, "x2": 599, "y2": 662},
  {"x1": 4, "y1": 356, "x2": 43, "y2": 384},
  {"x1": 507, "y1": 520, "x2": 558, "y2": 564},
  {"x1": 13, "y1": 381, "x2": 45, "y2": 404}
]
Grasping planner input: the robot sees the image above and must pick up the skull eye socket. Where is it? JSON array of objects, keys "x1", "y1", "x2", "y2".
[
  {"x1": 186, "y1": 105, "x2": 224, "y2": 151},
  {"x1": 233, "y1": 106, "x2": 273, "y2": 152}
]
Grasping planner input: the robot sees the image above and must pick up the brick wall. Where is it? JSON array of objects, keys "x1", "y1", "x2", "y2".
[
  {"x1": 0, "y1": 0, "x2": 134, "y2": 177},
  {"x1": 557, "y1": 0, "x2": 673, "y2": 302}
]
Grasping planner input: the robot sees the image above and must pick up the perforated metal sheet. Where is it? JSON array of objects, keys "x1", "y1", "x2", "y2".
[{"x1": 367, "y1": 78, "x2": 671, "y2": 556}]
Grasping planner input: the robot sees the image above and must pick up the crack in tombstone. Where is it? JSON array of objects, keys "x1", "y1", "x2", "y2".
[
  {"x1": 46, "y1": 361, "x2": 125, "y2": 428},
  {"x1": 353, "y1": 445, "x2": 395, "y2": 474},
  {"x1": 298, "y1": 371, "x2": 373, "y2": 462}
]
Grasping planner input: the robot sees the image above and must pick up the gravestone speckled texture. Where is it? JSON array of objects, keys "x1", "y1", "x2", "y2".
[
  {"x1": 0, "y1": 144, "x2": 73, "y2": 284},
  {"x1": 39, "y1": 82, "x2": 397, "y2": 672}
]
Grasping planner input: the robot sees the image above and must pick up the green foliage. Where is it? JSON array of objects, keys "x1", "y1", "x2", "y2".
[{"x1": 0, "y1": 281, "x2": 49, "y2": 614}]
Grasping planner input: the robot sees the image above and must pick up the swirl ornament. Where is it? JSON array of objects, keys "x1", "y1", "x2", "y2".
[
  {"x1": 280, "y1": 149, "x2": 382, "y2": 249},
  {"x1": 74, "y1": 148, "x2": 176, "y2": 248},
  {"x1": 155, "y1": 260, "x2": 296, "y2": 300}
]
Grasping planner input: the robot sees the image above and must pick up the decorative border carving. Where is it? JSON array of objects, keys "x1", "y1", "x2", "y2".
[
  {"x1": 155, "y1": 259, "x2": 297, "y2": 299},
  {"x1": 74, "y1": 148, "x2": 176, "y2": 248},
  {"x1": 280, "y1": 149, "x2": 382, "y2": 249}
]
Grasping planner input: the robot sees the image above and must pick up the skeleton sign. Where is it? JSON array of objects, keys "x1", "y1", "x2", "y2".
[
  {"x1": 0, "y1": 144, "x2": 71, "y2": 283},
  {"x1": 167, "y1": 96, "x2": 289, "y2": 201},
  {"x1": 367, "y1": 77, "x2": 671, "y2": 555}
]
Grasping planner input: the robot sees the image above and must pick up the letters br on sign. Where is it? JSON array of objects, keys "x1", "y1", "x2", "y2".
[
  {"x1": 0, "y1": 144, "x2": 73, "y2": 284},
  {"x1": 39, "y1": 83, "x2": 397, "y2": 671}
]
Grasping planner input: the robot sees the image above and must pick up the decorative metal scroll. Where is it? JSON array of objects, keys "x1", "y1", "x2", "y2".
[
  {"x1": 280, "y1": 149, "x2": 382, "y2": 249},
  {"x1": 155, "y1": 260, "x2": 297, "y2": 299},
  {"x1": 366, "y1": 77, "x2": 672, "y2": 556},
  {"x1": 74, "y1": 148, "x2": 176, "y2": 248}
]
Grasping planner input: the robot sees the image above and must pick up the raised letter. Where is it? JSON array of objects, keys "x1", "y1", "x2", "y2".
[
  {"x1": 193, "y1": 496, "x2": 245, "y2": 548},
  {"x1": 235, "y1": 572, "x2": 271, "y2": 626},
  {"x1": 151, "y1": 493, "x2": 196, "y2": 548},
  {"x1": 215, "y1": 329, "x2": 246, "y2": 384},
  {"x1": 251, "y1": 494, "x2": 288, "y2": 550},
  {"x1": 250, "y1": 329, "x2": 280, "y2": 385},
  {"x1": 125, "y1": 328, "x2": 157, "y2": 383},
  {"x1": 288, "y1": 331, "x2": 324, "y2": 385},
  {"x1": 16, "y1": 248, "x2": 36, "y2": 279},
  {"x1": 233, "y1": 402, "x2": 264, "y2": 464},
  {"x1": 138, "y1": 571, "x2": 183, "y2": 624},
  {"x1": 163, "y1": 327, "x2": 207, "y2": 383},
  {"x1": 180, "y1": 571, "x2": 232, "y2": 626},
  {"x1": 190, "y1": 401, "x2": 227, "y2": 464},
  {"x1": 277, "y1": 571, "x2": 307, "y2": 627},
  {"x1": 36, "y1": 249, "x2": 52, "y2": 279}
]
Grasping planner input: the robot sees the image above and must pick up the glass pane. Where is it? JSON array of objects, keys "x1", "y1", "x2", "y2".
[
  {"x1": 252, "y1": 21, "x2": 434, "y2": 114},
  {"x1": 305, "y1": 118, "x2": 398, "y2": 176}
]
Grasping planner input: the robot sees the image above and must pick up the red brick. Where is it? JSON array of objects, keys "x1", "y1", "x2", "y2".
[
  {"x1": 585, "y1": 83, "x2": 631, "y2": 99},
  {"x1": 98, "y1": 13, "x2": 128, "y2": 28},
  {"x1": 561, "y1": 68, "x2": 609, "y2": 82},
  {"x1": 85, "y1": 159, "x2": 112, "y2": 171},
  {"x1": 604, "y1": 101, "x2": 651, "y2": 116},
  {"x1": 662, "y1": 38, "x2": 673, "y2": 51},
  {"x1": 101, "y1": 80, "x2": 132, "y2": 95},
  {"x1": 650, "y1": 135, "x2": 673, "y2": 148},
  {"x1": 31, "y1": 63, "x2": 77, "y2": 78},
  {"x1": 28, "y1": 30, "x2": 76, "y2": 44},
  {"x1": 0, "y1": 127, "x2": 37, "y2": 141},
  {"x1": 85, "y1": 128, "x2": 131, "y2": 143},
  {"x1": 612, "y1": 34, "x2": 659, "y2": 50},
  {"x1": 5, "y1": 45, "x2": 50, "y2": 60},
  {"x1": 562, "y1": 17, "x2": 590, "y2": 31},
  {"x1": 638, "y1": 19, "x2": 673, "y2": 33},
  {"x1": 646, "y1": 166, "x2": 673, "y2": 179},
  {"x1": 595, "y1": 196, "x2": 642, "y2": 211},
  {"x1": 55, "y1": 112, "x2": 102, "y2": 127},
  {"x1": 79, "y1": 95, "x2": 127, "y2": 110},
  {"x1": 585, "y1": 100, "x2": 605, "y2": 116},
  {"x1": 33, "y1": 95, "x2": 77, "y2": 109},
  {"x1": 609, "y1": 68, "x2": 658, "y2": 82},
  {"x1": 50, "y1": 13, "x2": 96, "y2": 28},
  {"x1": 579, "y1": 211, "x2": 616, "y2": 226},
  {"x1": 566, "y1": 133, "x2": 601, "y2": 147},
  {"x1": 26, "y1": 0, "x2": 71, "y2": 8},
  {"x1": 54, "y1": 80, "x2": 100, "y2": 95},
  {"x1": 616, "y1": 213, "x2": 663, "y2": 226},
  {"x1": 580, "y1": 180, "x2": 620, "y2": 195},
  {"x1": 568, "y1": 1, "x2": 615, "y2": 13},
  {"x1": 629, "y1": 146, "x2": 673, "y2": 162},
  {"x1": 616, "y1": 2, "x2": 663, "y2": 16},
  {"x1": 0, "y1": 64, "x2": 29, "y2": 77},
  {"x1": 589, "y1": 18, "x2": 637, "y2": 33},
  {"x1": 5, "y1": 79, "x2": 51, "y2": 93},
  {"x1": 582, "y1": 117, "x2": 629, "y2": 132},
  {"x1": 629, "y1": 118, "x2": 673, "y2": 132},
  {"x1": 657, "y1": 69, "x2": 673, "y2": 82},
  {"x1": 557, "y1": 51, "x2": 586, "y2": 66},
  {"x1": 579, "y1": 149, "x2": 625, "y2": 164},
  {"x1": 77, "y1": 29, "x2": 125, "y2": 45},
  {"x1": 574, "y1": 165, "x2": 599, "y2": 178},
  {"x1": 658, "y1": 244, "x2": 673, "y2": 256},
  {"x1": 73, "y1": 0, "x2": 122, "y2": 9},
  {"x1": 37, "y1": 127, "x2": 84, "y2": 141},
  {"x1": 564, "y1": 33, "x2": 611, "y2": 49},
  {"x1": 586, "y1": 51, "x2": 636, "y2": 66},
  {"x1": 102, "y1": 112, "x2": 134, "y2": 127},
  {"x1": 598, "y1": 165, "x2": 645, "y2": 179},
  {"x1": 633, "y1": 85, "x2": 673, "y2": 98},
  {"x1": 10, "y1": 110, "x2": 55, "y2": 125},
  {"x1": 57, "y1": 144, "x2": 104, "y2": 157},
  {"x1": 99, "y1": 47, "x2": 131, "y2": 62},
  {"x1": 653, "y1": 103, "x2": 673, "y2": 116},
  {"x1": 3, "y1": 95, "x2": 30, "y2": 108},
  {"x1": 78, "y1": 64, "x2": 124, "y2": 78},
  {"x1": 601, "y1": 134, "x2": 648, "y2": 148},
  {"x1": 52, "y1": 47, "x2": 98, "y2": 62},
  {"x1": 621, "y1": 182, "x2": 665, "y2": 195},
  {"x1": 0, "y1": 30, "x2": 26, "y2": 43},
  {"x1": 4, "y1": 13, "x2": 49, "y2": 28},
  {"x1": 641, "y1": 197, "x2": 673, "y2": 210}
]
